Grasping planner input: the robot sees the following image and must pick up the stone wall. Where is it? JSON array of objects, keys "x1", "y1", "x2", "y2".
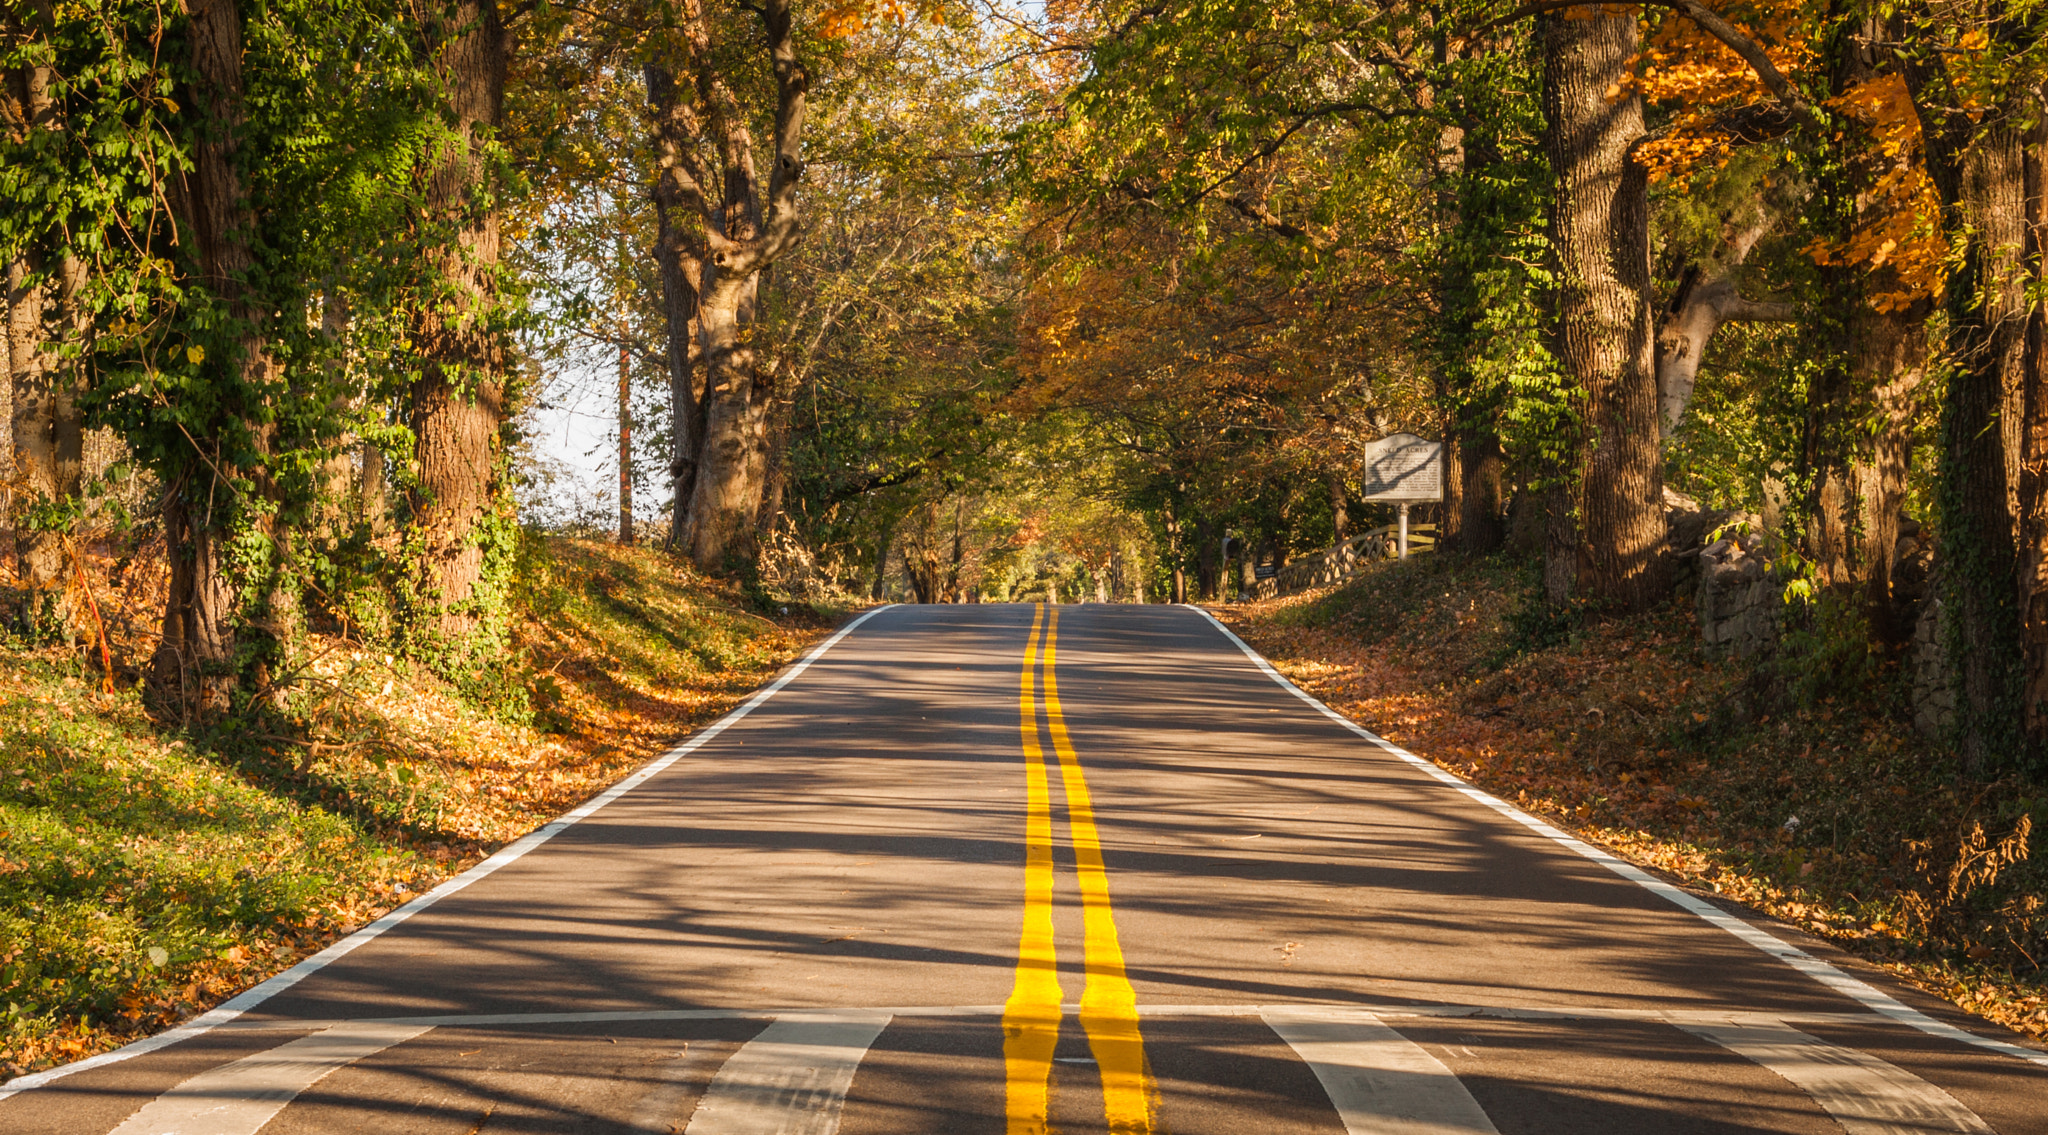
[
  {"x1": 1696, "y1": 531, "x2": 1780, "y2": 657},
  {"x1": 1675, "y1": 503, "x2": 1955, "y2": 738},
  {"x1": 1909, "y1": 595, "x2": 1954, "y2": 737}
]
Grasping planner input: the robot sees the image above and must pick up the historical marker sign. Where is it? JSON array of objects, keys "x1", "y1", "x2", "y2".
[{"x1": 1359, "y1": 433, "x2": 1442, "y2": 502}]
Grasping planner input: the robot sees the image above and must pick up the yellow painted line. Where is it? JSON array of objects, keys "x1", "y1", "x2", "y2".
[
  {"x1": 1002, "y1": 604, "x2": 1061, "y2": 1135},
  {"x1": 1044, "y1": 608, "x2": 1158, "y2": 1134}
]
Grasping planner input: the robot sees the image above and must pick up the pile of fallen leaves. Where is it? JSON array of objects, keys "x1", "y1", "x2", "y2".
[
  {"x1": 0, "y1": 534, "x2": 837, "y2": 1077},
  {"x1": 1225, "y1": 552, "x2": 2048, "y2": 1043}
]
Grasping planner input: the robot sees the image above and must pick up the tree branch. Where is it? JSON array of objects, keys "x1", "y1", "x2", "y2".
[{"x1": 1487, "y1": 0, "x2": 1822, "y2": 129}]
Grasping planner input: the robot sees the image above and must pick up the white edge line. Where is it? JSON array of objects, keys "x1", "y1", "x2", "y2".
[
  {"x1": 0, "y1": 605, "x2": 896, "y2": 1103},
  {"x1": 1183, "y1": 604, "x2": 2048, "y2": 1070},
  {"x1": 199, "y1": 1003, "x2": 1893, "y2": 1032}
]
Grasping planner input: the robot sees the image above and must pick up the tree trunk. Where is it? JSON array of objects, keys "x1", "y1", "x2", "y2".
[
  {"x1": 2019, "y1": 99, "x2": 2048, "y2": 749},
  {"x1": 1438, "y1": 415, "x2": 1464, "y2": 552},
  {"x1": 651, "y1": 0, "x2": 810, "y2": 573},
  {"x1": 4, "y1": 31, "x2": 85, "y2": 637},
  {"x1": 869, "y1": 511, "x2": 895, "y2": 599},
  {"x1": 1325, "y1": 472, "x2": 1348, "y2": 545},
  {"x1": 1543, "y1": 481, "x2": 1576, "y2": 608},
  {"x1": 618, "y1": 338, "x2": 634, "y2": 545},
  {"x1": 151, "y1": 0, "x2": 277, "y2": 718},
  {"x1": 1194, "y1": 517, "x2": 1219, "y2": 600},
  {"x1": 407, "y1": 0, "x2": 509, "y2": 647},
  {"x1": 1457, "y1": 429, "x2": 1506, "y2": 556},
  {"x1": 1657, "y1": 270, "x2": 1797, "y2": 434},
  {"x1": 1541, "y1": 7, "x2": 1665, "y2": 611},
  {"x1": 754, "y1": 363, "x2": 793, "y2": 539},
  {"x1": 1924, "y1": 106, "x2": 2029, "y2": 770},
  {"x1": 648, "y1": 62, "x2": 707, "y2": 551},
  {"x1": 686, "y1": 274, "x2": 773, "y2": 568},
  {"x1": 1826, "y1": 296, "x2": 1929, "y2": 637}
]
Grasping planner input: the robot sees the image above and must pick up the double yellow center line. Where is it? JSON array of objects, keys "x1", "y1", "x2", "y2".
[{"x1": 1002, "y1": 605, "x2": 1156, "y2": 1134}]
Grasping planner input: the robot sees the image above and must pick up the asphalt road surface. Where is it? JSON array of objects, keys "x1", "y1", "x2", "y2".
[{"x1": 6, "y1": 603, "x2": 2046, "y2": 1134}]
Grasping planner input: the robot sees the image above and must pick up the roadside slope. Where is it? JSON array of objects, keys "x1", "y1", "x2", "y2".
[
  {"x1": 1222, "y1": 553, "x2": 2048, "y2": 1044},
  {"x1": 0, "y1": 536, "x2": 837, "y2": 1076}
]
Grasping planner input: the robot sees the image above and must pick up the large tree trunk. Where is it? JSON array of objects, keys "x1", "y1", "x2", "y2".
[
  {"x1": 1809, "y1": 293, "x2": 1927, "y2": 632},
  {"x1": 651, "y1": 0, "x2": 809, "y2": 572},
  {"x1": 686, "y1": 274, "x2": 773, "y2": 567},
  {"x1": 407, "y1": 0, "x2": 509, "y2": 645},
  {"x1": 1914, "y1": 93, "x2": 2030, "y2": 769},
  {"x1": 4, "y1": 27, "x2": 86, "y2": 637},
  {"x1": 2019, "y1": 101, "x2": 2048, "y2": 749},
  {"x1": 150, "y1": 0, "x2": 277, "y2": 718},
  {"x1": 648, "y1": 62, "x2": 707, "y2": 551},
  {"x1": 1541, "y1": 7, "x2": 1664, "y2": 611}
]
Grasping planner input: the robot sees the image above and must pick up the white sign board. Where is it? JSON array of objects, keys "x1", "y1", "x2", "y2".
[{"x1": 1359, "y1": 433, "x2": 1443, "y2": 502}]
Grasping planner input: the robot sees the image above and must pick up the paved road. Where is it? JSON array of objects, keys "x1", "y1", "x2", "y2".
[{"x1": 6, "y1": 603, "x2": 2046, "y2": 1134}]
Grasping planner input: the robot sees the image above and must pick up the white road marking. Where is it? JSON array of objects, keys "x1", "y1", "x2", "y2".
[
  {"x1": 1261, "y1": 1006, "x2": 1500, "y2": 1135},
  {"x1": 1681, "y1": 1020, "x2": 1996, "y2": 1134},
  {"x1": 630, "y1": 1041, "x2": 731, "y2": 1134},
  {"x1": 202, "y1": 1002, "x2": 1896, "y2": 1032},
  {"x1": 683, "y1": 1013, "x2": 890, "y2": 1135},
  {"x1": 0, "y1": 607, "x2": 894, "y2": 1103},
  {"x1": 1191, "y1": 606, "x2": 2048, "y2": 1070},
  {"x1": 104, "y1": 1021, "x2": 430, "y2": 1135}
]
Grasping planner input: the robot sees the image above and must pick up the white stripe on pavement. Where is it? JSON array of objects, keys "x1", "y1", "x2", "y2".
[
  {"x1": 1191, "y1": 605, "x2": 2048, "y2": 1070},
  {"x1": 630, "y1": 1041, "x2": 732, "y2": 1134},
  {"x1": 684, "y1": 1013, "x2": 890, "y2": 1135},
  {"x1": 1261, "y1": 1007, "x2": 1500, "y2": 1135},
  {"x1": 0, "y1": 606, "x2": 894, "y2": 1104},
  {"x1": 200, "y1": 1001, "x2": 1901, "y2": 1033},
  {"x1": 105, "y1": 1021, "x2": 430, "y2": 1135},
  {"x1": 1681, "y1": 1020, "x2": 1995, "y2": 1135}
]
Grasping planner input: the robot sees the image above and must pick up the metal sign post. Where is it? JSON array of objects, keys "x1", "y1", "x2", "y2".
[{"x1": 1358, "y1": 433, "x2": 1443, "y2": 560}]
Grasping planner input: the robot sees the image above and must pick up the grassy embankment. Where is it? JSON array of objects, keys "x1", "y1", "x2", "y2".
[
  {"x1": 1227, "y1": 554, "x2": 2048, "y2": 1042},
  {"x1": 0, "y1": 536, "x2": 839, "y2": 1077}
]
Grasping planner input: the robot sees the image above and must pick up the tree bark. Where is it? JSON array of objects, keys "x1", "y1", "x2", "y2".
[
  {"x1": 1194, "y1": 516, "x2": 1219, "y2": 600},
  {"x1": 1909, "y1": 72, "x2": 2030, "y2": 769},
  {"x1": 1325, "y1": 471, "x2": 1348, "y2": 545},
  {"x1": 2019, "y1": 95, "x2": 2048, "y2": 747},
  {"x1": 4, "y1": 18, "x2": 86, "y2": 636},
  {"x1": 648, "y1": 62, "x2": 707, "y2": 551},
  {"x1": 1657, "y1": 270, "x2": 1796, "y2": 434},
  {"x1": 407, "y1": 0, "x2": 510, "y2": 646},
  {"x1": 152, "y1": 0, "x2": 277, "y2": 718},
  {"x1": 618, "y1": 337, "x2": 634, "y2": 545},
  {"x1": 1457, "y1": 430, "x2": 1506, "y2": 556},
  {"x1": 649, "y1": 0, "x2": 810, "y2": 572},
  {"x1": 1541, "y1": 7, "x2": 1665, "y2": 611}
]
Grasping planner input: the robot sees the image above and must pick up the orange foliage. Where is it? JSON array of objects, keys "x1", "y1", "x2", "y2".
[{"x1": 1634, "y1": 4, "x2": 1943, "y2": 313}]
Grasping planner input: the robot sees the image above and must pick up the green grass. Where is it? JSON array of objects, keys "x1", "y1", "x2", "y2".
[{"x1": 0, "y1": 532, "x2": 837, "y2": 1076}]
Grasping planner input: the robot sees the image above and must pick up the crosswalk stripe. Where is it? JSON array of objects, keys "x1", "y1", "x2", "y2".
[
  {"x1": 683, "y1": 1013, "x2": 891, "y2": 1135},
  {"x1": 1680, "y1": 1020, "x2": 1995, "y2": 1135},
  {"x1": 1260, "y1": 1007, "x2": 1500, "y2": 1135},
  {"x1": 104, "y1": 1021, "x2": 431, "y2": 1135},
  {"x1": 629, "y1": 1042, "x2": 731, "y2": 1134}
]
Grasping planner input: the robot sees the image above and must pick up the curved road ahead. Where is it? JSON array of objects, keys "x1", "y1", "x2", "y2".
[{"x1": 6, "y1": 603, "x2": 2045, "y2": 1134}]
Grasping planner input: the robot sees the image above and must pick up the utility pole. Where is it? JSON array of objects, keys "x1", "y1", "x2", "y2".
[{"x1": 618, "y1": 332, "x2": 634, "y2": 546}]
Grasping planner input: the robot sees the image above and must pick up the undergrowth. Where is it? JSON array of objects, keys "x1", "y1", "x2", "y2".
[
  {"x1": 0, "y1": 533, "x2": 838, "y2": 1077},
  {"x1": 1231, "y1": 552, "x2": 2048, "y2": 1043}
]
